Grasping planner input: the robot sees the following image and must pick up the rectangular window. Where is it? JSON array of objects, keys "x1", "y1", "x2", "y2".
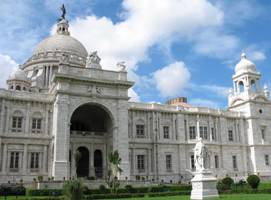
[
  {"x1": 136, "y1": 125, "x2": 145, "y2": 138},
  {"x1": 12, "y1": 117, "x2": 23, "y2": 132},
  {"x1": 32, "y1": 118, "x2": 42, "y2": 133},
  {"x1": 265, "y1": 155, "x2": 269, "y2": 166},
  {"x1": 191, "y1": 155, "x2": 195, "y2": 170},
  {"x1": 163, "y1": 126, "x2": 170, "y2": 139},
  {"x1": 30, "y1": 152, "x2": 39, "y2": 169},
  {"x1": 10, "y1": 152, "x2": 19, "y2": 171},
  {"x1": 228, "y1": 130, "x2": 234, "y2": 141},
  {"x1": 189, "y1": 126, "x2": 196, "y2": 139},
  {"x1": 232, "y1": 155, "x2": 238, "y2": 170},
  {"x1": 200, "y1": 126, "x2": 208, "y2": 139},
  {"x1": 261, "y1": 128, "x2": 266, "y2": 141},
  {"x1": 211, "y1": 127, "x2": 216, "y2": 141},
  {"x1": 137, "y1": 155, "x2": 145, "y2": 172},
  {"x1": 214, "y1": 155, "x2": 219, "y2": 168},
  {"x1": 166, "y1": 155, "x2": 172, "y2": 171}
]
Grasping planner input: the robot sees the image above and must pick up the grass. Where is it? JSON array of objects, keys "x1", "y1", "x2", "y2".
[
  {"x1": 3, "y1": 194, "x2": 271, "y2": 200},
  {"x1": 109, "y1": 194, "x2": 271, "y2": 200}
]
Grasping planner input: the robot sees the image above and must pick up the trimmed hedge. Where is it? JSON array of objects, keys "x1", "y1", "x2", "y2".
[
  {"x1": 18, "y1": 198, "x2": 64, "y2": 200},
  {"x1": 221, "y1": 188, "x2": 271, "y2": 194},
  {"x1": 26, "y1": 189, "x2": 63, "y2": 196},
  {"x1": 0, "y1": 183, "x2": 26, "y2": 196},
  {"x1": 148, "y1": 191, "x2": 191, "y2": 197},
  {"x1": 84, "y1": 193, "x2": 145, "y2": 199}
]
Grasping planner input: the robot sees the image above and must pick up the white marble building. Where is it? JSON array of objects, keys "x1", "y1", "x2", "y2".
[{"x1": 0, "y1": 14, "x2": 271, "y2": 184}]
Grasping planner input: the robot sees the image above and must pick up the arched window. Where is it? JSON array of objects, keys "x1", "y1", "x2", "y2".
[
  {"x1": 23, "y1": 87, "x2": 26, "y2": 91},
  {"x1": 31, "y1": 112, "x2": 42, "y2": 134},
  {"x1": 238, "y1": 81, "x2": 244, "y2": 93},
  {"x1": 11, "y1": 110, "x2": 23, "y2": 133},
  {"x1": 15, "y1": 85, "x2": 21, "y2": 91},
  {"x1": 251, "y1": 80, "x2": 257, "y2": 92}
]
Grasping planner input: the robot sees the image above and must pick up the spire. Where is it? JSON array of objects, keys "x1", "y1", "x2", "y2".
[{"x1": 56, "y1": 4, "x2": 70, "y2": 35}]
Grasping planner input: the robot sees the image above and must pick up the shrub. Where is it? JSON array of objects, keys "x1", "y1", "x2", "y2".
[
  {"x1": 63, "y1": 179, "x2": 85, "y2": 200},
  {"x1": 38, "y1": 176, "x2": 44, "y2": 182},
  {"x1": 0, "y1": 183, "x2": 26, "y2": 196},
  {"x1": 221, "y1": 176, "x2": 234, "y2": 190},
  {"x1": 148, "y1": 185, "x2": 167, "y2": 193},
  {"x1": 247, "y1": 175, "x2": 260, "y2": 189},
  {"x1": 124, "y1": 185, "x2": 135, "y2": 193},
  {"x1": 99, "y1": 184, "x2": 107, "y2": 193},
  {"x1": 26, "y1": 189, "x2": 63, "y2": 196},
  {"x1": 88, "y1": 176, "x2": 95, "y2": 180},
  {"x1": 217, "y1": 180, "x2": 229, "y2": 192}
]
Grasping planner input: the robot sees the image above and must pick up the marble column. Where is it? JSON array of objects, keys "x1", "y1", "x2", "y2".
[
  {"x1": 23, "y1": 144, "x2": 28, "y2": 174},
  {"x1": 52, "y1": 94, "x2": 70, "y2": 180},
  {"x1": 90, "y1": 143, "x2": 94, "y2": 177},
  {"x1": 25, "y1": 103, "x2": 31, "y2": 134},
  {"x1": 43, "y1": 145, "x2": 47, "y2": 174},
  {"x1": 0, "y1": 140, "x2": 2, "y2": 172},
  {"x1": 196, "y1": 115, "x2": 200, "y2": 139},
  {"x1": 2, "y1": 143, "x2": 7, "y2": 173}
]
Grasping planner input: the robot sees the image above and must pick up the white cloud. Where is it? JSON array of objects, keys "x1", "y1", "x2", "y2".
[
  {"x1": 200, "y1": 84, "x2": 230, "y2": 97},
  {"x1": 65, "y1": 0, "x2": 225, "y2": 100},
  {"x1": 189, "y1": 83, "x2": 230, "y2": 98},
  {"x1": 128, "y1": 88, "x2": 140, "y2": 102},
  {"x1": 67, "y1": 0, "x2": 224, "y2": 71},
  {"x1": 153, "y1": 61, "x2": 190, "y2": 97},
  {"x1": 192, "y1": 29, "x2": 240, "y2": 59},
  {"x1": 249, "y1": 50, "x2": 266, "y2": 61},
  {"x1": 0, "y1": 54, "x2": 18, "y2": 88},
  {"x1": 190, "y1": 98, "x2": 220, "y2": 108}
]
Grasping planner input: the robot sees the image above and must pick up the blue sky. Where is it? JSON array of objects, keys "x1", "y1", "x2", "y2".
[{"x1": 0, "y1": 0, "x2": 271, "y2": 108}]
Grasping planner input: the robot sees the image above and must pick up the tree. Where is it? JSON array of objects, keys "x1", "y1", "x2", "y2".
[
  {"x1": 107, "y1": 150, "x2": 123, "y2": 193},
  {"x1": 63, "y1": 179, "x2": 84, "y2": 200}
]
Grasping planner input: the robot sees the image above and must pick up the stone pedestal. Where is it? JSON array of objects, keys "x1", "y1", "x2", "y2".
[{"x1": 190, "y1": 170, "x2": 219, "y2": 200}]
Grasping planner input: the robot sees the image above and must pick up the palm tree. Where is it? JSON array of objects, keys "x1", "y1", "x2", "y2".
[{"x1": 108, "y1": 150, "x2": 123, "y2": 193}]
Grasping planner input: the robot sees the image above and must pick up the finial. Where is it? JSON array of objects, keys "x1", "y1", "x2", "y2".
[
  {"x1": 241, "y1": 51, "x2": 246, "y2": 60},
  {"x1": 59, "y1": 4, "x2": 66, "y2": 21}
]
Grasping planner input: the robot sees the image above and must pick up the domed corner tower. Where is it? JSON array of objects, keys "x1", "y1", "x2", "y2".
[
  {"x1": 21, "y1": 14, "x2": 88, "y2": 91},
  {"x1": 7, "y1": 67, "x2": 31, "y2": 91},
  {"x1": 228, "y1": 52, "x2": 271, "y2": 177}
]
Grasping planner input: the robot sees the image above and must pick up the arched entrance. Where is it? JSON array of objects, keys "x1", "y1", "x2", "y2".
[
  {"x1": 76, "y1": 147, "x2": 89, "y2": 177},
  {"x1": 70, "y1": 103, "x2": 113, "y2": 179},
  {"x1": 94, "y1": 150, "x2": 103, "y2": 178}
]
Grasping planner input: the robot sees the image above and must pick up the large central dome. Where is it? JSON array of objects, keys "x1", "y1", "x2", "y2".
[
  {"x1": 33, "y1": 34, "x2": 88, "y2": 58},
  {"x1": 33, "y1": 19, "x2": 88, "y2": 58}
]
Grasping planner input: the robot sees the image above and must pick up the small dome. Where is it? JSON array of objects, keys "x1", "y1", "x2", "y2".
[
  {"x1": 8, "y1": 68, "x2": 30, "y2": 82},
  {"x1": 235, "y1": 53, "x2": 257, "y2": 74},
  {"x1": 33, "y1": 34, "x2": 88, "y2": 58}
]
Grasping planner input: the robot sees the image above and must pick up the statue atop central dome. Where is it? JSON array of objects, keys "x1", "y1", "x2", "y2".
[{"x1": 59, "y1": 4, "x2": 66, "y2": 21}]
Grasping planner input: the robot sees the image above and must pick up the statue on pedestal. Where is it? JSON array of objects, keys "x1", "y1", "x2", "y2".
[
  {"x1": 86, "y1": 51, "x2": 102, "y2": 69},
  {"x1": 190, "y1": 138, "x2": 219, "y2": 199},
  {"x1": 194, "y1": 137, "x2": 209, "y2": 171}
]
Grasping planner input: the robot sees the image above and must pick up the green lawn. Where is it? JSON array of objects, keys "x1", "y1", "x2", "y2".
[
  {"x1": 109, "y1": 194, "x2": 271, "y2": 200},
  {"x1": 4, "y1": 194, "x2": 271, "y2": 200}
]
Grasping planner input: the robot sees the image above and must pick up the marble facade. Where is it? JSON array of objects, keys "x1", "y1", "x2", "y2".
[{"x1": 0, "y1": 14, "x2": 271, "y2": 184}]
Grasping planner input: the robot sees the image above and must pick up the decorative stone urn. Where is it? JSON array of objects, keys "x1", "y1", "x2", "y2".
[{"x1": 190, "y1": 138, "x2": 219, "y2": 200}]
